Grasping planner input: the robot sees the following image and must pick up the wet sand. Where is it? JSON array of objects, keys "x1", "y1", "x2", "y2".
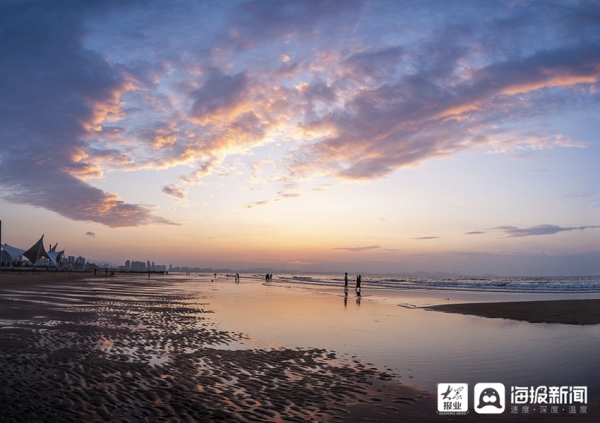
[
  {"x1": 427, "y1": 299, "x2": 600, "y2": 325},
  {"x1": 0, "y1": 269, "x2": 92, "y2": 284},
  {"x1": 0, "y1": 272, "x2": 442, "y2": 422},
  {"x1": 1, "y1": 272, "x2": 598, "y2": 422}
]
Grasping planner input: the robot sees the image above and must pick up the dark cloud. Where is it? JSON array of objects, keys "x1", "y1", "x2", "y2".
[
  {"x1": 190, "y1": 69, "x2": 248, "y2": 122},
  {"x1": 228, "y1": 0, "x2": 363, "y2": 48},
  {"x1": 162, "y1": 184, "x2": 187, "y2": 200},
  {"x1": 86, "y1": 232, "x2": 95, "y2": 237},
  {"x1": 332, "y1": 245, "x2": 380, "y2": 252},
  {"x1": 464, "y1": 231, "x2": 486, "y2": 235},
  {"x1": 0, "y1": 1, "x2": 175, "y2": 228},
  {"x1": 495, "y1": 225, "x2": 600, "y2": 238},
  {"x1": 301, "y1": 79, "x2": 337, "y2": 104},
  {"x1": 344, "y1": 47, "x2": 404, "y2": 81},
  {"x1": 2, "y1": 157, "x2": 177, "y2": 228}
]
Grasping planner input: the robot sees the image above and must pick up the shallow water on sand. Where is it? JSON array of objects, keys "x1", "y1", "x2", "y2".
[
  {"x1": 187, "y1": 275, "x2": 600, "y2": 400},
  {"x1": 2, "y1": 272, "x2": 598, "y2": 407},
  {"x1": 4, "y1": 275, "x2": 413, "y2": 421}
]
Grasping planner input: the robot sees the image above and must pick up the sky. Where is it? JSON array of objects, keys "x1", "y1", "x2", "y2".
[{"x1": 1, "y1": 0, "x2": 599, "y2": 276}]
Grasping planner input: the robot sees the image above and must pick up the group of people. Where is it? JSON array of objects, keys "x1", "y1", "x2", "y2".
[
  {"x1": 344, "y1": 272, "x2": 362, "y2": 296},
  {"x1": 93, "y1": 268, "x2": 115, "y2": 277},
  {"x1": 229, "y1": 273, "x2": 269, "y2": 283}
]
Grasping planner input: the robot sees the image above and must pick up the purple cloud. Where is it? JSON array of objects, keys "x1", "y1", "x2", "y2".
[
  {"x1": 0, "y1": 1, "x2": 175, "y2": 228},
  {"x1": 190, "y1": 69, "x2": 249, "y2": 122},
  {"x1": 495, "y1": 225, "x2": 600, "y2": 238},
  {"x1": 227, "y1": 0, "x2": 363, "y2": 49},
  {"x1": 2, "y1": 0, "x2": 598, "y2": 219},
  {"x1": 162, "y1": 184, "x2": 187, "y2": 200},
  {"x1": 291, "y1": 41, "x2": 600, "y2": 181},
  {"x1": 332, "y1": 246, "x2": 380, "y2": 252}
]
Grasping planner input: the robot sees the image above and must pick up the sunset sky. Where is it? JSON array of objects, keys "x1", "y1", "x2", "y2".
[{"x1": 1, "y1": 0, "x2": 599, "y2": 276}]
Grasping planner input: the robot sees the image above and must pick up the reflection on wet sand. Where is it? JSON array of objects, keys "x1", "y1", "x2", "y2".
[
  {"x1": 0, "y1": 274, "x2": 427, "y2": 422},
  {"x1": 207, "y1": 274, "x2": 600, "y2": 406},
  {"x1": 1, "y1": 272, "x2": 599, "y2": 421}
]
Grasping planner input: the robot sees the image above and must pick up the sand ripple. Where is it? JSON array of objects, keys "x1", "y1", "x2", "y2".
[{"x1": 0, "y1": 277, "x2": 429, "y2": 422}]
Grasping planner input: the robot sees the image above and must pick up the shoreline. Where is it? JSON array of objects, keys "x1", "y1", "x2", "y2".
[
  {"x1": 0, "y1": 269, "x2": 92, "y2": 283},
  {"x1": 1, "y1": 273, "x2": 599, "y2": 421}
]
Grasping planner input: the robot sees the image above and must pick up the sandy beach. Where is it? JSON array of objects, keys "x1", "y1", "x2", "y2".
[
  {"x1": 0, "y1": 271, "x2": 598, "y2": 422},
  {"x1": 427, "y1": 299, "x2": 600, "y2": 325},
  {"x1": 0, "y1": 271, "x2": 437, "y2": 422}
]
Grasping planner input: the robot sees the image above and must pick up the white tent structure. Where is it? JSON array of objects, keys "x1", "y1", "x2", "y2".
[
  {"x1": 1, "y1": 243, "x2": 26, "y2": 266},
  {"x1": 0, "y1": 235, "x2": 63, "y2": 269},
  {"x1": 47, "y1": 243, "x2": 65, "y2": 269}
]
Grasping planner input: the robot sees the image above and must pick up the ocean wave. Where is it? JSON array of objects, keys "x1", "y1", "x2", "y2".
[{"x1": 273, "y1": 274, "x2": 600, "y2": 293}]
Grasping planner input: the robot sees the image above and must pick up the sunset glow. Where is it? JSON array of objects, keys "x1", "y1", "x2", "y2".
[{"x1": 1, "y1": 0, "x2": 598, "y2": 275}]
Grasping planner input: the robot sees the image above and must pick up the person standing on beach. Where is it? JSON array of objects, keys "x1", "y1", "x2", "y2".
[
  {"x1": 344, "y1": 272, "x2": 349, "y2": 297},
  {"x1": 356, "y1": 275, "x2": 362, "y2": 296}
]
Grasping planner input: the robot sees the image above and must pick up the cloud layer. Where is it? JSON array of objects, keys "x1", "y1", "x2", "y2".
[
  {"x1": 332, "y1": 245, "x2": 380, "y2": 252},
  {"x1": 0, "y1": 2, "x2": 176, "y2": 227},
  {"x1": 1, "y1": 1, "x2": 599, "y2": 224},
  {"x1": 496, "y1": 225, "x2": 600, "y2": 238}
]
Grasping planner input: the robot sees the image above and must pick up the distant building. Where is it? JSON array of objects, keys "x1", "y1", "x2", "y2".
[{"x1": 121, "y1": 259, "x2": 167, "y2": 272}]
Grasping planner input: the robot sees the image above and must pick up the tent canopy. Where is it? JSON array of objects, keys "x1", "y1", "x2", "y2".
[
  {"x1": 47, "y1": 243, "x2": 64, "y2": 267},
  {"x1": 23, "y1": 235, "x2": 50, "y2": 264},
  {"x1": 2, "y1": 235, "x2": 62, "y2": 267},
  {"x1": 1, "y1": 243, "x2": 26, "y2": 261}
]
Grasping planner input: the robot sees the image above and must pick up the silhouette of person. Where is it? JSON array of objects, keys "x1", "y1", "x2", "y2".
[
  {"x1": 344, "y1": 272, "x2": 348, "y2": 289},
  {"x1": 356, "y1": 275, "x2": 362, "y2": 296}
]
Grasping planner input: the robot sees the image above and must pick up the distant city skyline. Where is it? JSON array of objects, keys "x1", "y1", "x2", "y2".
[{"x1": 1, "y1": 1, "x2": 598, "y2": 276}]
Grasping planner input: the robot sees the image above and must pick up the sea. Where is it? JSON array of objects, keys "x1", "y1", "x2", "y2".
[
  {"x1": 234, "y1": 273, "x2": 600, "y2": 293},
  {"x1": 192, "y1": 271, "x2": 600, "y2": 406}
]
